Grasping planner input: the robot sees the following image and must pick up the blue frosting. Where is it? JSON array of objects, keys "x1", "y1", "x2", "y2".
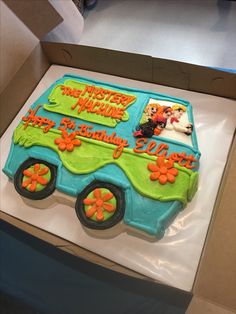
[
  {"x1": 29, "y1": 74, "x2": 200, "y2": 157},
  {"x1": 3, "y1": 74, "x2": 201, "y2": 238},
  {"x1": 3, "y1": 143, "x2": 182, "y2": 238}
]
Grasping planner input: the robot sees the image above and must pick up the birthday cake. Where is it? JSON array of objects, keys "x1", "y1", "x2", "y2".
[{"x1": 3, "y1": 74, "x2": 201, "y2": 238}]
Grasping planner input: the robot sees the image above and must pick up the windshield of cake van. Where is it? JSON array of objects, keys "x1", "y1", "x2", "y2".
[{"x1": 133, "y1": 98, "x2": 194, "y2": 147}]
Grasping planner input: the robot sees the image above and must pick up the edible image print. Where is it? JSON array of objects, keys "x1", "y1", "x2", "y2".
[{"x1": 133, "y1": 99, "x2": 193, "y2": 146}]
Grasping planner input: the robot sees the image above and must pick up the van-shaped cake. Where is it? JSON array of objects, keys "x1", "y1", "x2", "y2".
[{"x1": 3, "y1": 74, "x2": 201, "y2": 238}]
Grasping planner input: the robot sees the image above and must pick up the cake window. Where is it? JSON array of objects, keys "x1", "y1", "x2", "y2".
[{"x1": 133, "y1": 98, "x2": 193, "y2": 147}]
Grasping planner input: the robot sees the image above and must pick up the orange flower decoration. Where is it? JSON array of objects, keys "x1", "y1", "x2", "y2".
[
  {"x1": 83, "y1": 188, "x2": 116, "y2": 221},
  {"x1": 147, "y1": 157, "x2": 178, "y2": 185},
  {"x1": 22, "y1": 164, "x2": 49, "y2": 192},
  {"x1": 54, "y1": 131, "x2": 81, "y2": 152}
]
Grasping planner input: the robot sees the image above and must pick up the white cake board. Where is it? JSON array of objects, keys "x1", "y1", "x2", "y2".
[{"x1": 1, "y1": 65, "x2": 236, "y2": 291}]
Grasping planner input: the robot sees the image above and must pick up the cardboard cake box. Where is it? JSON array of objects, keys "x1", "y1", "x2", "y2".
[{"x1": 1, "y1": 1, "x2": 236, "y2": 313}]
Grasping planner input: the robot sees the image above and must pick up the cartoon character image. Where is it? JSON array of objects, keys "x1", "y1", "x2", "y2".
[
  {"x1": 134, "y1": 106, "x2": 172, "y2": 138},
  {"x1": 133, "y1": 119, "x2": 157, "y2": 138},
  {"x1": 140, "y1": 103, "x2": 160, "y2": 124},
  {"x1": 153, "y1": 106, "x2": 172, "y2": 136},
  {"x1": 166, "y1": 104, "x2": 193, "y2": 135}
]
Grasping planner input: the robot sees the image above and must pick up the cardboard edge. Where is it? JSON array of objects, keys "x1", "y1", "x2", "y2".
[
  {"x1": 152, "y1": 58, "x2": 236, "y2": 99},
  {"x1": 3, "y1": 0, "x2": 63, "y2": 39},
  {"x1": 0, "y1": 44, "x2": 50, "y2": 136},
  {"x1": 187, "y1": 296, "x2": 236, "y2": 314},
  {"x1": 41, "y1": 42, "x2": 153, "y2": 83},
  {"x1": 41, "y1": 42, "x2": 236, "y2": 99},
  {"x1": 193, "y1": 131, "x2": 236, "y2": 311}
]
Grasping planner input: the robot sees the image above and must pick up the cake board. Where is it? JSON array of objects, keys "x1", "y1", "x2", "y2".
[{"x1": 1, "y1": 65, "x2": 236, "y2": 291}]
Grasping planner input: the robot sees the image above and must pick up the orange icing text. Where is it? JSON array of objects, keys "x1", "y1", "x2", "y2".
[
  {"x1": 77, "y1": 124, "x2": 129, "y2": 159},
  {"x1": 22, "y1": 105, "x2": 55, "y2": 132},
  {"x1": 134, "y1": 138, "x2": 197, "y2": 169},
  {"x1": 61, "y1": 84, "x2": 136, "y2": 121}
]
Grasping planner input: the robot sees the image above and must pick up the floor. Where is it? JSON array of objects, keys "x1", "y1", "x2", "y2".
[{"x1": 80, "y1": 0, "x2": 236, "y2": 69}]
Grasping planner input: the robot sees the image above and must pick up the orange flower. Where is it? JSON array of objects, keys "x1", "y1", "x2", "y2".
[
  {"x1": 22, "y1": 164, "x2": 49, "y2": 192},
  {"x1": 83, "y1": 188, "x2": 116, "y2": 221},
  {"x1": 147, "y1": 157, "x2": 178, "y2": 185},
  {"x1": 54, "y1": 131, "x2": 81, "y2": 152}
]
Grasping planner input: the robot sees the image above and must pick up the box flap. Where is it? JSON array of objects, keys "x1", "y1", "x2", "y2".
[
  {"x1": 41, "y1": 42, "x2": 153, "y2": 82},
  {"x1": 3, "y1": 0, "x2": 63, "y2": 39},
  {"x1": 0, "y1": 0, "x2": 63, "y2": 95},
  {"x1": 0, "y1": 44, "x2": 50, "y2": 136},
  {"x1": 187, "y1": 296, "x2": 235, "y2": 314},
  {"x1": 193, "y1": 134, "x2": 236, "y2": 311},
  {"x1": 153, "y1": 58, "x2": 236, "y2": 99},
  {"x1": 41, "y1": 42, "x2": 236, "y2": 99}
]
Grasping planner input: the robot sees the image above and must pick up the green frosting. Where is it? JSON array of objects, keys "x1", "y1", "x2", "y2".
[
  {"x1": 44, "y1": 79, "x2": 136, "y2": 127},
  {"x1": 187, "y1": 171, "x2": 199, "y2": 201},
  {"x1": 22, "y1": 164, "x2": 51, "y2": 192},
  {"x1": 84, "y1": 188, "x2": 117, "y2": 222},
  {"x1": 14, "y1": 123, "x2": 194, "y2": 206}
]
